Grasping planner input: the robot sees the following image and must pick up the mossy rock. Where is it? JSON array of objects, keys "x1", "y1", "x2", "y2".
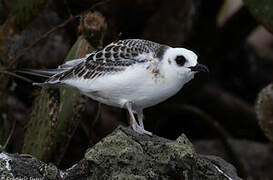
[
  {"x1": 1, "y1": 126, "x2": 242, "y2": 179},
  {"x1": 85, "y1": 126, "x2": 241, "y2": 180}
]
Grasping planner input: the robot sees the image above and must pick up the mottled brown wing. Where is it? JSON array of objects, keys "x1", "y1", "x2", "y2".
[{"x1": 47, "y1": 39, "x2": 166, "y2": 82}]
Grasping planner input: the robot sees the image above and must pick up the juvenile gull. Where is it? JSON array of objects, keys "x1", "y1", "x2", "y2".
[{"x1": 21, "y1": 39, "x2": 209, "y2": 135}]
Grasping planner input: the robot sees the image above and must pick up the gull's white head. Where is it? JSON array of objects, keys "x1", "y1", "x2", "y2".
[{"x1": 160, "y1": 47, "x2": 209, "y2": 83}]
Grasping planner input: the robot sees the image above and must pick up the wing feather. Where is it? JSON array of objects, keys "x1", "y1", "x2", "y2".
[{"x1": 46, "y1": 39, "x2": 166, "y2": 84}]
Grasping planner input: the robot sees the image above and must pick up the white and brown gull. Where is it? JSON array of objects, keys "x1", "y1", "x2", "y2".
[{"x1": 20, "y1": 39, "x2": 209, "y2": 135}]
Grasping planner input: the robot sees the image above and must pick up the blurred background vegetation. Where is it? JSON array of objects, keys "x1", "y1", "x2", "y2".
[{"x1": 0, "y1": 0, "x2": 273, "y2": 179}]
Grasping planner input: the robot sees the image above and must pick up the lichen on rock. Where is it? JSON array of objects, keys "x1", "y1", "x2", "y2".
[
  {"x1": 0, "y1": 152, "x2": 14, "y2": 178},
  {"x1": 85, "y1": 126, "x2": 241, "y2": 180},
  {"x1": 0, "y1": 126, "x2": 242, "y2": 179}
]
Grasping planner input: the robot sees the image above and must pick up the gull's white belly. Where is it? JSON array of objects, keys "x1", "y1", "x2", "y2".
[{"x1": 64, "y1": 63, "x2": 192, "y2": 109}]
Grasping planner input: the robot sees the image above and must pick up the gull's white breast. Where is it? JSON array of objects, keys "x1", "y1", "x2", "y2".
[{"x1": 63, "y1": 62, "x2": 191, "y2": 109}]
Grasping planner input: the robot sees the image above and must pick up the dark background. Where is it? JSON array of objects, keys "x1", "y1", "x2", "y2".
[{"x1": 0, "y1": 0, "x2": 273, "y2": 179}]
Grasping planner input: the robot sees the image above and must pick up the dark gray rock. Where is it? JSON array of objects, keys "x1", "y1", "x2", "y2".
[
  {"x1": 0, "y1": 126, "x2": 241, "y2": 179},
  {"x1": 194, "y1": 138, "x2": 273, "y2": 179}
]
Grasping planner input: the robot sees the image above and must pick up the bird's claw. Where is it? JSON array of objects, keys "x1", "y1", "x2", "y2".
[{"x1": 132, "y1": 124, "x2": 152, "y2": 136}]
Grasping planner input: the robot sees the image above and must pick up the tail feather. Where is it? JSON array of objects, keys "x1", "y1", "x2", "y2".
[
  {"x1": 16, "y1": 68, "x2": 62, "y2": 78},
  {"x1": 32, "y1": 81, "x2": 61, "y2": 87},
  {"x1": 16, "y1": 58, "x2": 85, "y2": 78},
  {"x1": 16, "y1": 68, "x2": 66, "y2": 87},
  {"x1": 15, "y1": 58, "x2": 86, "y2": 87}
]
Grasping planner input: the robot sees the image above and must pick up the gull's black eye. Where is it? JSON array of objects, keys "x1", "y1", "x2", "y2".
[{"x1": 175, "y1": 55, "x2": 186, "y2": 66}]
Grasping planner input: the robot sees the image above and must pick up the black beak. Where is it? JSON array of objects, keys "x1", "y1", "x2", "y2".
[{"x1": 189, "y1": 63, "x2": 209, "y2": 73}]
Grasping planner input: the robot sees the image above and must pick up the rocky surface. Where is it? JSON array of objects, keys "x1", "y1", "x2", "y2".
[
  {"x1": 194, "y1": 139, "x2": 273, "y2": 179},
  {"x1": 0, "y1": 126, "x2": 241, "y2": 179}
]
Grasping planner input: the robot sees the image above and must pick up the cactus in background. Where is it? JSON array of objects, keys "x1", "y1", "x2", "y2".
[
  {"x1": 22, "y1": 36, "x2": 93, "y2": 162},
  {"x1": 22, "y1": 11, "x2": 107, "y2": 163}
]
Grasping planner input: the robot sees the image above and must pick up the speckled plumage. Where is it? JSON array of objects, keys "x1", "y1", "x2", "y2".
[
  {"x1": 47, "y1": 39, "x2": 168, "y2": 83},
  {"x1": 24, "y1": 39, "x2": 208, "y2": 135}
]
